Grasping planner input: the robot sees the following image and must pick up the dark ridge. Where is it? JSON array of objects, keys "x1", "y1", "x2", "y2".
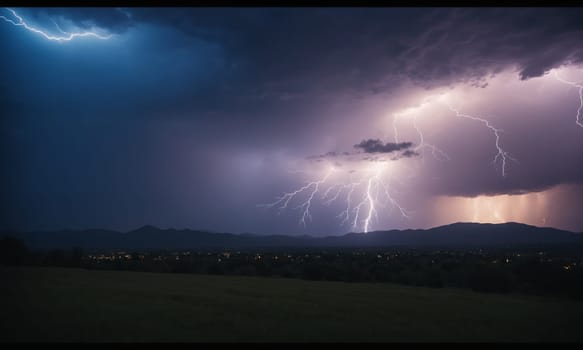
[{"x1": 2, "y1": 222, "x2": 581, "y2": 251}]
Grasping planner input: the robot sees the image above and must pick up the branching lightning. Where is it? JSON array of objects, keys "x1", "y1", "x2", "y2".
[
  {"x1": 348, "y1": 163, "x2": 410, "y2": 233},
  {"x1": 294, "y1": 172, "x2": 332, "y2": 227},
  {"x1": 261, "y1": 162, "x2": 409, "y2": 233},
  {"x1": 338, "y1": 181, "x2": 361, "y2": 227},
  {"x1": 263, "y1": 87, "x2": 526, "y2": 233},
  {"x1": 392, "y1": 99, "x2": 450, "y2": 162},
  {"x1": 322, "y1": 183, "x2": 349, "y2": 206},
  {"x1": 392, "y1": 115, "x2": 401, "y2": 143},
  {"x1": 0, "y1": 8, "x2": 112, "y2": 42},
  {"x1": 553, "y1": 71, "x2": 583, "y2": 128},
  {"x1": 379, "y1": 177, "x2": 410, "y2": 220},
  {"x1": 262, "y1": 57, "x2": 583, "y2": 235},
  {"x1": 411, "y1": 114, "x2": 451, "y2": 161},
  {"x1": 446, "y1": 104, "x2": 517, "y2": 177},
  {"x1": 363, "y1": 176, "x2": 376, "y2": 233},
  {"x1": 259, "y1": 170, "x2": 332, "y2": 227}
]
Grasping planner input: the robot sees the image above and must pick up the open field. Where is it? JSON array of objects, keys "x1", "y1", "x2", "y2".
[{"x1": 1, "y1": 266, "x2": 582, "y2": 342}]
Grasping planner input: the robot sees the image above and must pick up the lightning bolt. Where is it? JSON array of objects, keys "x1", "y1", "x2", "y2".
[
  {"x1": 322, "y1": 183, "x2": 349, "y2": 206},
  {"x1": 363, "y1": 176, "x2": 376, "y2": 233},
  {"x1": 338, "y1": 181, "x2": 361, "y2": 227},
  {"x1": 393, "y1": 115, "x2": 401, "y2": 143},
  {"x1": 260, "y1": 170, "x2": 332, "y2": 227},
  {"x1": 344, "y1": 163, "x2": 409, "y2": 233},
  {"x1": 294, "y1": 172, "x2": 332, "y2": 227},
  {"x1": 0, "y1": 8, "x2": 112, "y2": 42},
  {"x1": 262, "y1": 161, "x2": 409, "y2": 233},
  {"x1": 392, "y1": 102, "x2": 450, "y2": 162},
  {"x1": 321, "y1": 183, "x2": 340, "y2": 202},
  {"x1": 362, "y1": 164, "x2": 410, "y2": 233},
  {"x1": 553, "y1": 71, "x2": 583, "y2": 128},
  {"x1": 412, "y1": 114, "x2": 451, "y2": 161},
  {"x1": 351, "y1": 189, "x2": 369, "y2": 232},
  {"x1": 446, "y1": 104, "x2": 517, "y2": 177},
  {"x1": 379, "y1": 177, "x2": 410, "y2": 220}
]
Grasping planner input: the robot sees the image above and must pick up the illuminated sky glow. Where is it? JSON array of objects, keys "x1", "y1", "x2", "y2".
[
  {"x1": 1, "y1": 7, "x2": 582, "y2": 234},
  {"x1": 0, "y1": 8, "x2": 112, "y2": 41}
]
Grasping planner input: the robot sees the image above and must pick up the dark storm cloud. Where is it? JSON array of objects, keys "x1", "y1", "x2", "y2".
[
  {"x1": 12, "y1": 7, "x2": 583, "y2": 118},
  {"x1": 307, "y1": 151, "x2": 338, "y2": 162},
  {"x1": 307, "y1": 151, "x2": 352, "y2": 161},
  {"x1": 354, "y1": 140, "x2": 413, "y2": 154},
  {"x1": 2, "y1": 7, "x2": 583, "y2": 234},
  {"x1": 397, "y1": 8, "x2": 583, "y2": 82},
  {"x1": 22, "y1": 7, "x2": 583, "y2": 92},
  {"x1": 17, "y1": 8, "x2": 134, "y2": 34},
  {"x1": 401, "y1": 150, "x2": 420, "y2": 158},
  {"x1": 126, "y1": 7, "x2": 583, "y2": 87},
  {"x1": 307, "y1": 145, "x2": 417, "y2": 162}
]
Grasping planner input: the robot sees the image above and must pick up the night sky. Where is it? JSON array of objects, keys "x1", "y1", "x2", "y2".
[{"x1": 1, "y1": 7, "x2": 583, "y2": 235}]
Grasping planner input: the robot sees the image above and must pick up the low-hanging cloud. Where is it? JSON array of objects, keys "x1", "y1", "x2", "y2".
[
  {"x1": 16, "y1": 7, "x2": 583, "y2": 90},
  {"x1": 307, "y1": 140, "x2": 417, "y2": 163},
  {"x1": 354, "y1": 139, "x2": 413, "y2": 154}
]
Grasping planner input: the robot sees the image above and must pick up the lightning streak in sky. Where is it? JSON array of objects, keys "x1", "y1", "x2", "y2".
[
  {"x1": 363, "y1": 176, "x2": 376, "y2": 233},
  {"x1": 379, "y1": 178, "x2": 410, "y2": 219},
  {"x1": 349, "y1": 163, "x2": 409, "y2": 233},
  {"x1": 262, "y1": 161, "x2": 409, "y2": 233},
  {"x1": 0, "y1": 8, "x2": 112, "y2": 42},
  {"x1": 446, "y1": 104, "x2": 517, "y2": 177},
  {"x1": 411, "y1": 114, "x2": 451, "y2": 161},
  {"x1": 392, "y1": 115, "x2": 401, "y2": 143},
  {"x1": 295, "y1": 172, "x2": 332, "y2": 227},
  {"x1": 260, "y1": 170, "x2": 332, "y2": 227},
  {"x1": 322, "y1": 183, "x2": 349, "y2": 206},
  {"x1": 263, "y1": 68, "x2": 583, "y2": 233},
  {"x1": 350, "y1": 171, "x2": 379, "y2": 233},
  {"x1": 338, "y1": 181, "x2": 361, "y2": 227},
  {"x1": 553, "y1": 71, "x2": 583, "y2": 128},
  {"x1": 392, "y1": 98, "x2": 450, "y2": 162}
]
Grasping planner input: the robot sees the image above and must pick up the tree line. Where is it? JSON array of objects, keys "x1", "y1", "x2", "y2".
[{"x1": 2, "y1": 236, "x2": 583, "y2": 300}]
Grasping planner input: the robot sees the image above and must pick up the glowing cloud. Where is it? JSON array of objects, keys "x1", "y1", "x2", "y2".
[
  {"x1": 553, "y1": 71, "x2": 583, "y2": 128},
  {"x1": 0, "y1": 8, "x2": 112, "y2": 42},
  {"x1": 392, "y1": 95, "x2": 450, "y2": 161},
  {"x1": 445, "y1": 104, "x2": 518, "y2": 177},
  {"x1": 261, "y1": 160, "x2": 410, "y2": 233}
]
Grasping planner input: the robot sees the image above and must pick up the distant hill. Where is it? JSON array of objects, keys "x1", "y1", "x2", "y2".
[{"x1": 2, "y1": 222, "x2": 582, "y2": 251}]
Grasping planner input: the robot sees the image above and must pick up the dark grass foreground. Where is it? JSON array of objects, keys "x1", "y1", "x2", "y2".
[{"x1": 1, "y1": 266, "x2": 582, "y2": 342}]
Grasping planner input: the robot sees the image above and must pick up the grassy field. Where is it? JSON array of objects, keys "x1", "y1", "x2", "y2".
[{"x1": 1, "y1": 266, "x2": 582, "y2": 342}]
